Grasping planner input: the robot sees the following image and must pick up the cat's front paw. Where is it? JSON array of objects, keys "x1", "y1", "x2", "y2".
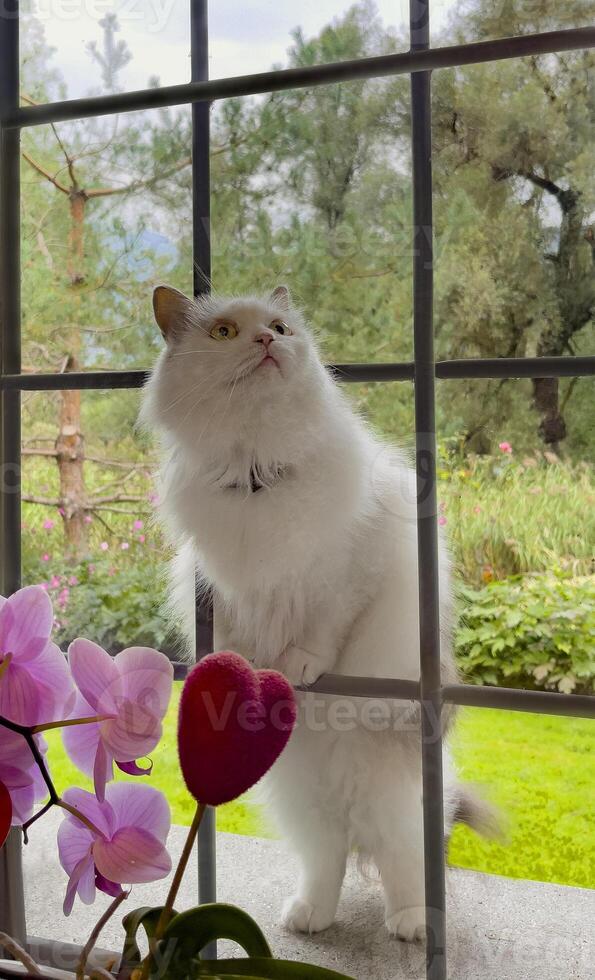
[
  {"x1": 281, "y1": 896, "x2": 335, "y2": 934},
  {"x1": 385, "y1": 907, "x2": 426, "y2": 943},
  {"x1": 277, "y1": 645, "x2": 325, "y2": 687}
]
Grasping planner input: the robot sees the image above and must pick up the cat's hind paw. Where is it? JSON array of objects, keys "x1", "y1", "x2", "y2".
[
  {"x1": 385, "y1": 907, "x2": 426, "y2": 943},
  {"x1": 281, "y1": 896, "x2": 335, "y2": 934}
]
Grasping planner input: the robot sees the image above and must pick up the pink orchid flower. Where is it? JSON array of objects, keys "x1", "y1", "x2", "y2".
[
  {"x1": 0, "y1": 726, "x2": 49, "y2": 826},
  {"x1": 0, "y1": 586, "x2": 74, "y2": 726},
  {"x1": 57, "y1": 783, "x2": 171, "y2": 915},
  {"x1": 63, "y1": 639, "x2": 173, "y2": 801}
]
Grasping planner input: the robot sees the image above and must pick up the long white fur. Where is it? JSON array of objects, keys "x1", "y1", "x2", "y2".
[{"x1": 141, "y1": 288, "x2": 469, "y2": 942}]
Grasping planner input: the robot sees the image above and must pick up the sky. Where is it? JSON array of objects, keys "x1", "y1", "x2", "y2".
[{"x1": 28, "y1": 0, "x2": 458, "y2": 98}]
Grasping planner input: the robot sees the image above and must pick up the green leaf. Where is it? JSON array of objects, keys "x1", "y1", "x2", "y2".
[{"x1": 162, "y1": 904, "x2": 272, "y2": 974}]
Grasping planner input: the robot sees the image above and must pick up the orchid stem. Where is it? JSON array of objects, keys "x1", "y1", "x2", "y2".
[
  {"x1": 76, "y1": 890, "x2": 129, "y2": 980},
  {"x1": 141, "y1": 802, "x2": 206, "y2": 980},
  {"x1": 158, "y1": 802, "x2": 206, "y2": 935},
  {"x1": 31, "y1": 714, "x2": 112, "y2": 734}
]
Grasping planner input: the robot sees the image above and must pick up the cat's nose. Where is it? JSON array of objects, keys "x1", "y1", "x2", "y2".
[{"x1": 255, "y1": 331, "x2": 275, "y2": 348}]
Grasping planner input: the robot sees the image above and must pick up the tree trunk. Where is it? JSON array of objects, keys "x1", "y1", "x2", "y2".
[
  {"x1": 532, "y1": 376, "x2": 566, "y2": 452},
  {"x1": 56, "y1": 356, "x2": 87, "y2": 559},
  {"x1": 56, "y1": 189, "x2": 88, "y2": 558}
]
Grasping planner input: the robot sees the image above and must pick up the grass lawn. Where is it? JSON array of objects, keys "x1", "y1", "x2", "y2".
[{"x1": 46, "y1": 688, "x2": 594, "y2": 890}]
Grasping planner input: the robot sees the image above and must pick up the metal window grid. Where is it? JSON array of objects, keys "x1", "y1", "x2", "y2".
[{"x1": 0, "y1": 2, "x2": 594, "y2": 978}]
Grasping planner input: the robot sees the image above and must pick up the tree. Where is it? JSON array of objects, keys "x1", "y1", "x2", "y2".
[
  {"x1": 433, "y1": 0, "x2": 595, "y2": 450},
  {"x1": 20, "y1": 14, "x2": 193, "y2": 557}
]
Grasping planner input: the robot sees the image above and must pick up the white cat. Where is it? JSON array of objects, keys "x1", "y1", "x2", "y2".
[{"x1": 141, "y1": 284, "x2": 492, "y2": 943}]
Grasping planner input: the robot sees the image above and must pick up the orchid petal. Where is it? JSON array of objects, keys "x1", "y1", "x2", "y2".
[
  {"x1": 61, "y1": 787, "x2": 114, "y2": 839},
  {"x1": 62, "y1": 693, "x2": 101, "y2": 777},
  {"x1": 106, "y1": 783, "x2": 170, "y2": 842},
  {"x1": 6, "y1": 782, "x2": 35, "y2": 827},
  {"x1": 28, "y1": 642, "x2": 75, "y2": 721},
  {"x1": 67, "y1": 638, "x2": 118, "y2": 713},
  {"x1": 0, "y1": 586, "x2": 53, "y2": 663},
  {"x1": 115, "y1": 648, "x2": 173, "y2": 718},
  {"x1": 95, "y1": 871, "x2": 123, "y2": 899},
  {"x1": 116, "y1": 759, "x2": 153, "y2": 777},
  {"x1": 57, "y1": 814, "x2": 96, "y2": 873},
  {"x1": 93, "y1": 827, "x2": 171, "y2": 884},
  {"x1": 101, "y1": 703, "x2": 161, "y2": 762},
  {"x1": 62, "y1": 853, "x2": 95, "y2": 917},
  {"x1": 93, "y1": 739, "x2": 113, "y2": 803},
  {"x1": 0, "y1": 661, "x2": 42, "y2": 726}
]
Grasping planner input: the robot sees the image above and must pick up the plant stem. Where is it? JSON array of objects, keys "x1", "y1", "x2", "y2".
[
  {"x1": 140, "y1": 802, "x2": 206, "y2": 980},
  {"x1": 76, "y1": 890, "x2": 129, "y2": 980},
  {"x1": 32, "y1": 714, "x2": 112, "y2": 734},
  {"x1": 0, "y1": 932, "x2": 42, "y2": 975},
  {"x1": 157, "y1": 802, "x2": 205, "y2": 937}
]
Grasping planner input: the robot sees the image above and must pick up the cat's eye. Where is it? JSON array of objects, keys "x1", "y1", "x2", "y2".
[
  {"x1": 270, "y1": 320, "x2": 292, "y2": 336},
  {"x1": 210, "y1": 321, "x2": 238, "y2": 340}
]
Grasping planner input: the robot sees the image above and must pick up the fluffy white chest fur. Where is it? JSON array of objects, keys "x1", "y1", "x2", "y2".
[{"x1": 142, "y1": 285, "x2": 491, "y2": 943}]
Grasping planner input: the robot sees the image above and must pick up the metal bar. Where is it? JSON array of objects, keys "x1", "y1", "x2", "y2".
[
  {"x1": 0, "y1": 0, "x2": 26, "y2": 945},
  {"x1": 190, "y1": 0, "x2": 217, "y2": 956},
  {"x1": 442, "y1": 684, "x2": 595, "y2": 718},
  {"x1": 3, "y1": 354, "x2": 594, "y2": 390},
  {"x1": 5, "y1": 27, "x2": 594, "y2": 130},
  {"x1": 169, "y1": 661, "x2": 595, "y2": 718},
  {"x1": 410, "y1": 4, "x2": 447, "y2": 978}
]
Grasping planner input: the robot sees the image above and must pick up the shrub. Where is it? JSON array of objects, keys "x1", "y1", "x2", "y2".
[
  {"x1": 455, "y1": 574, "x2": 595, "y2": 694},
  {"x1": 23, "y1": 551, "x2": 183, "y2": 658},
  {"x1": 437, "y1": 444, "x2": 594, "y2": 586}
]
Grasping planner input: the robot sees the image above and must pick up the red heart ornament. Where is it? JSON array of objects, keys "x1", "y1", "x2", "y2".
[
  {"x1": 178, "y1": 651, "x2": 297, "y2": 806},
  {"x1": 0, "y1": 779, "x2": 12, "y2": 849}
]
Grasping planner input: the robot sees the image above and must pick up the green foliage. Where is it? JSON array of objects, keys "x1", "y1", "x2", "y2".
[
  {"x1": 455, "y1": 574, "x2": 595, "y2": 693},
  {"x1": 122, "y1": 902, "x2": 352, "y2": 979}
]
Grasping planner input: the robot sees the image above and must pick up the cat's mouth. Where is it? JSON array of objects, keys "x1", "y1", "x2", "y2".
[{"x1": 258, "y1": 353, "x2": 280, "y2": 370}]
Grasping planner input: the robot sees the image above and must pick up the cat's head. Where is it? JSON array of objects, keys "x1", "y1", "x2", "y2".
[{"x1": 142, "y1": 285, "x2": 326, "y2": 452}]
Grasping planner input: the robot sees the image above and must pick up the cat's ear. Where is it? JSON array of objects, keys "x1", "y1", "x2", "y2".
[
  {"x1": 270, "y1": 285, "x2": 290, "y2": 311},
  {"x1": 153, "y1": 285, "x2": 195, "y2": 342}
]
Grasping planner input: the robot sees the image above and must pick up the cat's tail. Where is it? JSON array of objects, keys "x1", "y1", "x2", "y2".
[{"x1": 450, "y1": 784, "x2": 502, "y2": 839}]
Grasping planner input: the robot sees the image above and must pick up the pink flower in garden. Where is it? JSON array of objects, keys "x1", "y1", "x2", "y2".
[
  {"x1": 498, "y1": 441, "x2": 512, "y2": 453},
  {"x1": 100, "y1": 542, "x2": 109, "y2": 552},
  {"x1": 0, "y1": 726, "x2": 49, "y2": 826},
  {"x1": 68, "y1": 576, "x2": 78, "y2": 587},
  {"x1": 133, "y1": 520, "x2": 143, "y2": 531},
  {"x1": 121, "y1": 542, "x2": 129, "y2": 551},
  {"x1": 138, "y1": 535, "x2": 145, "y2": 544},
  {"x1": 57, "y1": 784, "x2": 171, "y2": 915},
  {"x1": 438, "y1": 515, "x2": 447, "y2": 526},
  {"x1": 43, "y1": 519, "x2": 54, "y2": 531},
  {"x1": 50, "y1": 576, "x2": 61, "y2": 589},
  {"x1": 63, "y1": 639, "x2": 173, "y2": 801},
  {"x1": 0, "y1": 586, "x2": 74, "y2": 726},
  {"x1": 84, "y1": 515, "x2": 93, "y2": 524},
  {"x1": 41, "y1": 554, "x2": 50, "y2": 562}
]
